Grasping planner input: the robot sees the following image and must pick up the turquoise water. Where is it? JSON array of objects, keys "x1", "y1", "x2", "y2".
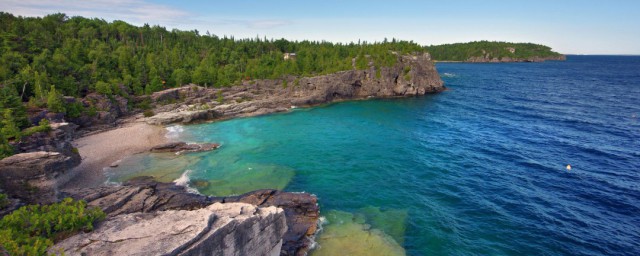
[{"x1": 109, "y1": 56, "x2": 640, "y2": 255}]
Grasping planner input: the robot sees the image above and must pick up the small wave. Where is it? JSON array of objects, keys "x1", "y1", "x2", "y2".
[
  {"x1": 173, "y1": 169, "x2": 200, "y2": 194},
  {"x1": 174, "y1": 169, "x2": 192, "y2": 186},
  {"x1": 165, "y1": 125, "x2": 185, "y2": 139},
  {"x1": 442, "y1": 72, "x2": 457, "y2": 78}
]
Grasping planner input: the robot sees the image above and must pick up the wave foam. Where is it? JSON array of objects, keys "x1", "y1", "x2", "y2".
[
  {"x1": 165, "y1": 125, "x2": 184, "y2": 139},
  {"x1": 173, "y1": 169, "x2": 200, "y2": 194}
]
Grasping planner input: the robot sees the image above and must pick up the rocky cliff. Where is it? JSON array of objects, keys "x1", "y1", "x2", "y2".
[
  {"x1": 0, "y1": 151, "x2": 80, "y2": 205},
  {"x1": 49, "y1": 202, "x2": 287, "y2": 256},
  {"x1": 60, "y1": 177, "x2": 320, "y2": 256},
  {"x1": 146, "y1": 53, "x2": 444, "y2": 125}
]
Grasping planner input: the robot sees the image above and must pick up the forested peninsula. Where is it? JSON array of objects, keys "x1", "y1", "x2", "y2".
[{"x1": 426, "y1": 41, "x2": 566, "y2": 62}]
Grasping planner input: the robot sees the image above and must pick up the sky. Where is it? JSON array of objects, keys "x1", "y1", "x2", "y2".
[{"x1": 1, "y1": 0, "x2": 639, "y2": 54}]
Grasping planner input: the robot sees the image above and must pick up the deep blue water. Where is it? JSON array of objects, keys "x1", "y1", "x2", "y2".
[{"x1": 113, "y1": 56, "x2": 640, "y2": 255}]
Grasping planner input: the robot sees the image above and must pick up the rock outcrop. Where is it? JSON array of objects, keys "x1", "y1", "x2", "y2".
[
  {"x1": 11, "y1": 122, "x2": 80, "y2": 161},
  {"x1": 145, "y1": 53, "x2": 443, "y2": 125},
  {"x1": 150, "y1": 142, "x2": 220, "y2": 154},
  {"x1": 60, "y1": 177, "x2": 215, "y2": 217},
  {"x1": 61, "y1": 177, "x2": 320, "y2": 255},
  {"x1": 50, "y1": 203, "x2": 287, "y2": 256},
  {"x1": 222, "y1": 189, "x2": 319, "y2": 256},
  {"x1": 0, "y1": 151, "x2": 81, "y2": 204}
]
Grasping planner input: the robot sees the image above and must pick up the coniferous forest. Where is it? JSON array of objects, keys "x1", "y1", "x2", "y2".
[
  {"x1": 426, "y1": 41, "x2": 564, "y2": 61},
  {"x1": 0, "y1": 12, "x2": 565, "y2": 158},
  {"x1": 0, "y1": 12, "x2": 426, "y2": 157}
]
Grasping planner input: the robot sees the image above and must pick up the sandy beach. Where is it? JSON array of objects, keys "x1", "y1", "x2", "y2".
[{"x1": 63, "y1": 122, "x2": 168, "y2": 188}]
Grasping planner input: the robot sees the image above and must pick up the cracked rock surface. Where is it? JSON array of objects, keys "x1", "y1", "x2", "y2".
[
  {"x1": 60, "y1": 177, "x2": 319, "y2": 255},
  {"x1": 49, "y1": 203, "x2": 286, "y2": 256}
]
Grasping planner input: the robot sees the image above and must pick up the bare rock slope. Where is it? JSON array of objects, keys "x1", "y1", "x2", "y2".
[
  {"x1": 61, "y1": 177, "x2": 319, "y2": 256},
  {"x1": 50, "y1": 203, "x2": 287, "y2": 256}
]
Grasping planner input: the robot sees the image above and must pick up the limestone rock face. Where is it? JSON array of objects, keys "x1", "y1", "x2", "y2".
[
  {"x1": 61, "y1": 177, "x2": 320, "y2": 255},
  {"x1": 145, "y1": 109, "x2": 220, "y2": 125},
  {"x1": 11, "y1": 122, "x2": 80, "y2": 162},
  {"x1": 145, "y1": 53, "x2": 444, "y2": 125},
  {"x1": 0, "y1": 151, "x2": 80, "y2": 204},
  {"x1": 61, "y1": 176, "x2": 215, "y2": 217},
  {"x1": 224, "y1": 190, "x2": 319, "y2": 256},
  {"x1": 49, "y1": 203, "x2": 287, "y2": 256}
]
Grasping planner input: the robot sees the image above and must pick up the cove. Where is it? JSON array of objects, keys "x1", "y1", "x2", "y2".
[{"x1": 108, "y1": 56, "x2": 640, "y2": 255}]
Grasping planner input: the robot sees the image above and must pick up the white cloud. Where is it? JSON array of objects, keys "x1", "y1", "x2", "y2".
[{"x1": 0, "y1": 0, "x2": 190, "y2": 26}]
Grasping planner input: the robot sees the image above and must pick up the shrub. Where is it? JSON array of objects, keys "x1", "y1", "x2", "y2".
[
  {"x1": 95, "y1": 81, "x2": 113, "y2": 96},
  {"x1": 65, "y1": 102, "x2": 84, "y2": 118},
  {"x1": 0, "y1": 198, "x2": 106, "y2": 255},
  {"x1": 21, "y1": 119, "x2": 52, "y2": 137},
  {"x1": 143, "y1": 110, "x2": 155, "y2": 117},
  {"x1": 216, "y1": 91, "x2": 224, "y2": 103},
  {"x1": 46, "y1": 86, "x2": 65, "y2": 113},
  {"x1": 86, "y1": 105, "x2": 98, "y2": 117},
  {"x1": 0, "y1": 140, "x2": 12, "y2": 159},
  {"x1": 403, "y1": 66, "x2": 411, "y2": 81},
  {"x1": 403, "y1": 66, "x2": 411, "y2": 75},
  {"x1": 0, "y1": 193, "x2": 8, "y2": 209}
]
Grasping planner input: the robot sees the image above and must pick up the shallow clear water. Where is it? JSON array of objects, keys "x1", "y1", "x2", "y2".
[{"x1": 109, "y1": 56, "x2": 640, "y2": 255}]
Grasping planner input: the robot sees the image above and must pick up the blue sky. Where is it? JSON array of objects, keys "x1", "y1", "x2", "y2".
[{"x1": 1, "y1": 0, "x2": 639, "y2": 54}]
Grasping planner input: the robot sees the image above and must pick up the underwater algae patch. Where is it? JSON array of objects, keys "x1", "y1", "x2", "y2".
[
  {"x1": 358, "y1": 206, "x2": 408, "y2": 245},
  {"x1": 312, "y1": 210, "x2": 406, "y2": 256}
]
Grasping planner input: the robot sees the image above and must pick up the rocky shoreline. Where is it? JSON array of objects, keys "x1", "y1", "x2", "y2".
[
  {"x1": 0, "y1": 53, "x2": 444, "y2": 255},
  {"x1": 436, "y1": 55, "x2": 566, "y2": 63},
  {"x1": 145, "y1": 53, "x2": 443, "y2": 126}
]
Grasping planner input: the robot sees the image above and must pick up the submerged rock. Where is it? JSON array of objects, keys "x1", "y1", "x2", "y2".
[
  {"x1": 106, "y1": 153, "x2": 199, "y2": 183},
  {"x1": 50, "y1": 202, "x2": 287, "y2": 256},
  {"x1": 357, "y1": 206, "x2": 408, "y2": 245},
  {"x1": 312, "y1": 210, "x2": 405, "y2": 256},
  {"x1": 197, "y1": 163, "x2": 295, "y2": 196}
]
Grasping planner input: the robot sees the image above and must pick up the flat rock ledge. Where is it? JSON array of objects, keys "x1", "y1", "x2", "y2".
[
  {"x1": 49, "y1": 202, "x2": 287, "y2": 256},
  {"x1": 150, "y1": 142, "x2": 220, "y2": 154}
]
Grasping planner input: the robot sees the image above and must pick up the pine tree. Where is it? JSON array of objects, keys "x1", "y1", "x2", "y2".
[
  {"x1": 1, "y1": 109, "x2": 21, "y2": 141},
  {"x1": 0, "y1": 132, "x2": 13, "y2": 159},
  {"x1": 0, "y1": 85, "x2": 29, "y2": 129},
  {"x1": 46, "y1": 85, "x2": 65, "y2": 113}
]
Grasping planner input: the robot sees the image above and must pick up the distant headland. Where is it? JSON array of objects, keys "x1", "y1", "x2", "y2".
[{"x1": 427, "y1": 41, "x2": 566, "y2": 62}]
